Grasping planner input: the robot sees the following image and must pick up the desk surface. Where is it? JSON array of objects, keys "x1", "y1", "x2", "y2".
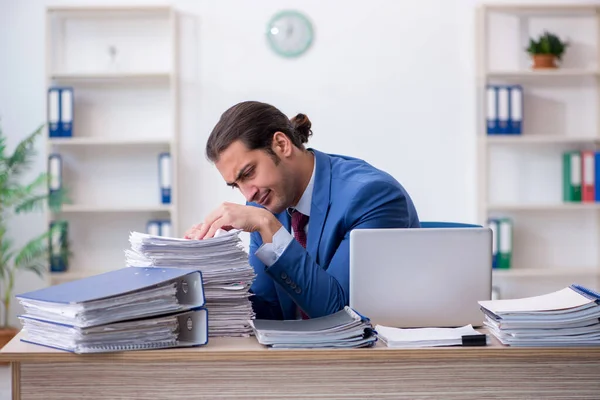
[{"x1": 2, "y1": 329, "x2": 600, "y2": 363}]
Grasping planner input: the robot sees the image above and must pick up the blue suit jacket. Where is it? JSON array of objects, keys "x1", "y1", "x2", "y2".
[{"x1": 248, "y1": 149, "x2": 420, "y2": 320}]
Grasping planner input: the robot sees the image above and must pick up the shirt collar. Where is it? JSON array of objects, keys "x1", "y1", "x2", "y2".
[{"x1": 289, "y1": 155, "x2": 316, "y2": 217}]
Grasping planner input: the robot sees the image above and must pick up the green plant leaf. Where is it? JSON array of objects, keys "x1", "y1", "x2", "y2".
[
  {"x1": 6, "y1": 124, "x2": 44, "y2": 179},
  {"x1": 14, "y1": 231, "x2": 50, "y2": 279}
]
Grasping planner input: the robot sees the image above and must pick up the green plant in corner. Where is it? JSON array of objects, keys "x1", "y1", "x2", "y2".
[
  {"x1": 526, "y1": 31, "x2": 569, "y2": 69},
  {"x1": 0, "y1": 123, "x2": 70, "y2": 337}
]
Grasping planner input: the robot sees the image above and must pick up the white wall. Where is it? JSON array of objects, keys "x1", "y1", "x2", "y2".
[{"x1": 0, "y1": 0, "x2": 587, "y2": 326}]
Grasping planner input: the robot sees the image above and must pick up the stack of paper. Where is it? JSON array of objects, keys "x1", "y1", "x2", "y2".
[
  {"x1": 478, "y1": 284, "x2": 600, "y2": 347},
  {"x1": 126, "y1": 229, "x2": 256, "y2": 337},
  {"x1": 250, "y1": 307, "x2": 377, "y2": 349},
  {"x1": 16, "y1": 267, "x2": 208, "y2": 353},
  {"x1": 375, "y1": 324, "x2": 487, "y2": 348}
]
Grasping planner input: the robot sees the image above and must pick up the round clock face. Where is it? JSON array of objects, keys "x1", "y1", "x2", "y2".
[{"x1": 266, "y1": 10, "x2": 314, "y2": 58}]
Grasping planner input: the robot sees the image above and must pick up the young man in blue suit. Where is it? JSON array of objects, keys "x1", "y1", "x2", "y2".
[{"x1": 185, "y1": 101, "x2": 420, "y2": 320}]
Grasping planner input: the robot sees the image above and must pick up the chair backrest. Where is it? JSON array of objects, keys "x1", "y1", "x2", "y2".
[{"x1": 419, "y1": 221, "x2": 482, "y2": 229}]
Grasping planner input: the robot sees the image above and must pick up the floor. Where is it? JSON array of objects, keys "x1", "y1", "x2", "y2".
[{"x1": 0, "y1": 366, "x2": 10, "y2": 399}]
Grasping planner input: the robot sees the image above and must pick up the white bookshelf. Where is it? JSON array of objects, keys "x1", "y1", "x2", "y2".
[
  {"x1": 44, "y1": 6, "x2": 179, "y2": 285},
  {"x1": 477, "y1": 4, "x2": 600, "y2": 299}
]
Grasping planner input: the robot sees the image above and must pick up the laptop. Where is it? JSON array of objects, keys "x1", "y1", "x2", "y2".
[{"x1": 349, "y1": 227, "x2": 492, "y2": 328}]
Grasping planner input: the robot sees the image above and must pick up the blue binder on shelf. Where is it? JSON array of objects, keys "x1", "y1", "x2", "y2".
[
  {"x1": 146, "y1": 220, "x2": 161, "y2": 236},
  {"x1": 158, "y1": 152, "x2": 171, "y2": 204},
  {"x1": 60, "y1": 87, "x2": 73, "y2": 137},
  {"x1": 47, "y1": 153, "x2": 62, "y2": 194},
  {"x1": 147, "y1": 220, "x2": 172, "y2": 237},
  {"x1": 508, "y1": 84, "x2": 523, "y2": 135},
  {"x1": 49, "y1": 220, "x2": 68, "y2": 273},
  {"x1": 595, "y1": 152, "x2": 600, "y2": 202},
  {"x1": 160, "y1": 220, "x2": 172, "y2": 237},
  {"x1": 47, "y1": 87, "x2": 61, "y2": 137},
  {"x1": 486, "y1": 85, "x2": 499, "y2": 135},
  {"x1": 497, "y1": 85, "x2": 510, "y2": 134},
  {"x1": 47, "y1": 87, "x2": 73, "y2": 137}
]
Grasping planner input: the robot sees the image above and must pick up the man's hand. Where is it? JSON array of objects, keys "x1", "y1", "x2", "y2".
[{"x1": 184, "y1": 202, "x2": 282, "y2": 242}]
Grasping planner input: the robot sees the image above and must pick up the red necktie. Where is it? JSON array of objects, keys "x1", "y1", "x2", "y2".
[{"x1": 291, "y1": 210, "x2": 310, "y2": 319}]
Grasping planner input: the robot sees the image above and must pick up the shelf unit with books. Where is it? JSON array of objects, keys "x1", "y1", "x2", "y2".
[
  {"x1": 477, "y1": 3, "x2": 600, "y2": 299},
  {"x1": 44, "y1": 6, "x2": 179, "y2": 285}
]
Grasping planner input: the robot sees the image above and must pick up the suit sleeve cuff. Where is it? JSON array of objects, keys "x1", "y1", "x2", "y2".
[{"x1": 254, "y1": 226, "x2": 294, "y2": 267}]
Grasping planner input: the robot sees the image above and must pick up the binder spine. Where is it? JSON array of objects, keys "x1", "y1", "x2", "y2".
[
  {"x1": 486, "y1": 85, "x2": 498, "y2": 135},
  {"x1": 509, "y1": 85, "x2": 522, "y2": 135},
  {"x1": 497, "y1": 86, "x2": 509, "y2": 134},
  {"x1": 48, "y1": 88, "x2": 61, "y2": 137},
  {"x1": 570, "y1": 284, "x2": 600, "y2": 303},
  {"x1": 48, "y1": 153, "x2": 62, "y2": 194},
  {"x1": 49, "y1": 220, "x2": 68, "y2": 272},
  {"x1": 158, "y1": 152, "x2": 171, "y2": 204},
  {"x1": 60, "y1": 87, "x2": 73, "y2": 137}
]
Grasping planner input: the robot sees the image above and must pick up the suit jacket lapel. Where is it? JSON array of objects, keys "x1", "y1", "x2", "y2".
[{"x1": 307, "y1": 149, "x2": 331, "y2": 263}]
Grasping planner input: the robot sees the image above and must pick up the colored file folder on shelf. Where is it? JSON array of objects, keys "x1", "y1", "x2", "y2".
[
  {"x1": 563, "y1": 151, "x2": 582, "y2": 202},
  {"x1": 158, "y1": 152, "x2": 171, "y2": 204},
  {"x1": 47, "y1": 87, "x2": 73, "y2": 138},
  {"x1": 486, "y1": 84, "x2": 523, "y2": 135}
]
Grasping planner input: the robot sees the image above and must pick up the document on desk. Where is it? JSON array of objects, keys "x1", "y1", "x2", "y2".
[
  {"x1": 478, "y1": 284, "x2": 600, "y2": 346},
  {"x1": 250, "y1": 306, "x2": 377, "y2": 349},
  {"x1": 375, "y1": 324, "x2": 487, "y2": 348},
  {"x1": 126, "y1": 229, "x2": 256, "y2": 337}
]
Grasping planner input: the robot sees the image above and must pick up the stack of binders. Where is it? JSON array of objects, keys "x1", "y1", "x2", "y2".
[
  {"x1": 126, "y1": 229, "x2": 256, "y2": 337},
  {"x1": 250, "y1": 306, "x2": 377, "y2": 349},
  {"x1": 478, "y1": 284, "x2": 600, "y2": 347},
  {"x1": 16, "y1": 267, "x2": 208, "y2": 353}
]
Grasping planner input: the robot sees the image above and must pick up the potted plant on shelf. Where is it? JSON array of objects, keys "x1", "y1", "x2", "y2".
[
  {"x1": 0, "y1": 123, "x2": 70, "y2": 348},
  {"x1": 526, "y1": 31, "x2": 569, "y2": 69}
]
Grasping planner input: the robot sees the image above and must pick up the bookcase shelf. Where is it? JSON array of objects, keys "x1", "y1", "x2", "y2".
[
  {"x1": 487, "y1": 203, "x2": 600, "y2": 212},
  {"x1": 484, "y1": 135, "x2": 600, "y2": 145},
  {"x1": 44, "y1": 6, "x2": 179, "y2": 285},
  {"x1": 48, "y1": 138, "x2": 173, "y2": 147},
  {"x1": 56, "y1": 205, "x2": 173, "y2": 213},
  {"x1": 477, "y1": 3, "x2": 600, "y2": 298},
  {"x1": 493, "y1": 267, "x2": 600, "y2": 278},
  {"x1": 50, "y1": 72, "x2": 171, "y2": 83},
  {"x1": 486, "y1": 69, "x2": 599, "y2": 78}
]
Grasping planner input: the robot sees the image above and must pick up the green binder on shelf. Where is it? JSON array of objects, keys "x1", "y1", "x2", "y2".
[
  {"x1": 497, "y1": 217, "x2": 512, "y2": 270},
  {"x1": 563, "y1": 151, "x2": 582, "y2": 202}
]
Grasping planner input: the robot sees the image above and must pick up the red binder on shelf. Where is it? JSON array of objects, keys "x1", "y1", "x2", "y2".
[{"x1": 581, "y1": 150, "x2": 595, "y2": 203}]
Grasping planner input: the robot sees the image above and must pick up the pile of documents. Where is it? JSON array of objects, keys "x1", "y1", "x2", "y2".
[
  {"x1": 478, "y1": 284, "x2": 600, "y2": 346},
  {"x1": 17, "y1": 267, "x2": 208, "y2": 353},
  {"x1": 375, "y1": 324, "x2": 487, "y2": 348},
  {"x1": 250, "y1": 306, "x2": 377, "y2": 349},
  {"x1": 126, "y1": 229, "x2": 256, "y2": 337}
]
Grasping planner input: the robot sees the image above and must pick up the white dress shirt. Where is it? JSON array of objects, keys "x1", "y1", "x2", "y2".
[{"x1": 255, "y1": 157, "x2": 316, "y2": 267}]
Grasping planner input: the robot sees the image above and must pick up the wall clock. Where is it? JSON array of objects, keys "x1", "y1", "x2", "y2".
[{"x1": 266, "y1": 10, "x2": 314, "y2": 58}]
